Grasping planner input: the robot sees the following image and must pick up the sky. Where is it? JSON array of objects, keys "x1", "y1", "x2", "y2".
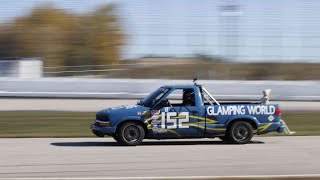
[{"x1": 1, "y1": 0, "x2": 320, "y2": 62}]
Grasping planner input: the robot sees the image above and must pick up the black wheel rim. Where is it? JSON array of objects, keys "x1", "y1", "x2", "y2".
[
  {"x1": 233, "y1": 124, "x2": 249, "y2": 141},
  {"x1": 123, "y1": 125, "x2": 140, "y2": 142}
]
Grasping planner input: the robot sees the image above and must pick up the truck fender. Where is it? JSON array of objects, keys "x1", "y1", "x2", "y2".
[
  {"x1": 226, "y1": 115, "x2": 260, "y2": 129},
  {"x1": 114, "y1": 116, "x2": 148, "y2": 132},
  {"x1": 120, "y1": 116, "x2": 141, "y2": 122}
]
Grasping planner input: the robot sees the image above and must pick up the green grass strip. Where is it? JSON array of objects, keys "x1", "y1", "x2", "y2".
[{"x1": 0, "y1": 111, "x2": 319, "y2": 137}]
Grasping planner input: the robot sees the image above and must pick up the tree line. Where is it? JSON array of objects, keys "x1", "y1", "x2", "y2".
[{"x1": 0, "y1": 4, "x2": 124, "y2": 68}]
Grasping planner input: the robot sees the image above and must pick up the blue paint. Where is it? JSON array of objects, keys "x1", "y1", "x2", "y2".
[{"x1": 91, "y1": 84, "x2": 283, "y2": 139}]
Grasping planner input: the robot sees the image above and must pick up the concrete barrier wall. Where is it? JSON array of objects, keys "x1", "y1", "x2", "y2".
[{"x1": 0, "y1": 78, "x2": 319, "y2": 101}]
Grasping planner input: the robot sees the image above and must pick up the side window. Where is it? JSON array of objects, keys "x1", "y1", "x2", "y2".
[
  {"x1": 201, "y1": 88, "x2": 216, "y2": 105},
  {"x1": 166, "y1": 89, "x2": 183, "y2": 105},
  {"x1": 202, "y1": 91, "x2": 212, "y2": 105},
  {"x1": 166, "y1": 88, "x2": 195, "y2": 106}
]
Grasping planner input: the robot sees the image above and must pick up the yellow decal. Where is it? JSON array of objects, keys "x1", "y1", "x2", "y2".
[
  {"x1": 258, "y1": 123, "x2": 272, "y2": 133},
  {"x1": 144, "y1": 114, "x2": 162, "y2": 124},
  {"x1": 171, "y1": 115, "x2": 187, "y2": 119},
  {"x1": 188, "y1": 124, "x2": 226, "y2": 131},
  {"x1": 165, "y1": 129, "x2": 181, "y2": 137},
  {"x1": 146, "y1": 114, "x2": 222, "y2": 135},
  {"x1": 189, "y1": 115, "x2": 217, "y2": 124}
]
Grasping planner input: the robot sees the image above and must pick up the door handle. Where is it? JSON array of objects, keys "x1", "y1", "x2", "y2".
[{"x1": 191, "y1": 110, "x2": 198, "y2": 114}]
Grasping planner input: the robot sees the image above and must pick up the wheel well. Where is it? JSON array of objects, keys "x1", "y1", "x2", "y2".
[
  {"x1": 116, "y1": 120, "x2": 148, "y2": 136},
  {"x1": 227, "y1": 119, "x2": 258, "y2": 131}
]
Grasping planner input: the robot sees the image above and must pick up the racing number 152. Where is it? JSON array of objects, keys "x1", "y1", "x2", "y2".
[{"x1": 161, "y1": 112, "x2": 189, "y2": 129}]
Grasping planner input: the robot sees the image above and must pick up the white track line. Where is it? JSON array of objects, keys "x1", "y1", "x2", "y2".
[{"x1": 2, "y1": 174, "x2": 320, "y2": 180}]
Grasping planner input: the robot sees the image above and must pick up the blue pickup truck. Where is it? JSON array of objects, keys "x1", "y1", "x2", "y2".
[{"x1": 91, "y1": 82, "x2": 289, "y2": 145}]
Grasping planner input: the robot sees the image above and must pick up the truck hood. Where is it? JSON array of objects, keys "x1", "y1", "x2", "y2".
[{"x1": 97, "y1": 104, "x2": 149, "y2": 123}]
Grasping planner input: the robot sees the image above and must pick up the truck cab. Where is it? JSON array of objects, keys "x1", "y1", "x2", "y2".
[{"x1": 91, "y1": 83, "x2": 288, "y2": 145}]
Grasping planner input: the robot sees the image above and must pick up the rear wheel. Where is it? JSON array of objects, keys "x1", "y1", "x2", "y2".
[
  {"x1": 117, "y1": 122, "x2": 145, "y2": 146},
  {"x1": 228, "y1": 121, "x2": 253, "y2": 144}
]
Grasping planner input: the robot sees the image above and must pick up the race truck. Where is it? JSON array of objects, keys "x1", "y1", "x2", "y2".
[{"x1": 91, "y1": 81, "x2": 292, "y2": 145}]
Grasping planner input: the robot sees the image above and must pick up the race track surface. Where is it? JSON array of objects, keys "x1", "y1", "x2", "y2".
[{"x1": 0, "y1": 136, "x2": 319, "y2": 179}]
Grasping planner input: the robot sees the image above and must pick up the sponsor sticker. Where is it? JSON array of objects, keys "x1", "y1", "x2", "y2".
[
  {"x1": 157, "y1": 128, "x2": 167, "y2": 133},
  {"x1": 207, "y1": 105, "x2": 276, "y2": 116},
  {"x1": 152, "y1": 127, "x2": 167, "y2": 134},
  {"x1": 152, "y1": 126, "x2": 158, "y2": 133},
  {"x1": 151, "y1": 115, "x2": 159, "y2": 120},
  {"x1": 151, "y1": 110, "x2": 160, "y2": 115},
  {"x1": 151, "y1": 120, "x2": 160, "y2": 125},
  {"x1": 268, "y1": 115, "x2": 275, "y2": 121}
]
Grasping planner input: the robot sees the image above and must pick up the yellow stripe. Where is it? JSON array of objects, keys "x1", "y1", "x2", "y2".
[
  {"x1": 258, "y1": 123, "x2": 272, "y2": 133},
  {"x1": 165, "y1": 129, "x2": 181, "y2": 137},
  {"x1": 207, "y1": 127, "x2": 226, "y2": 131},
  {"x1": 171, "y1": 115, "x2": 187, "y2": 119},
  {"x1": 145, "y1": 115, "x2": 217, "y2": 124},
  {"x1": 190, "y1": 115, "x2": 206, "y2": 121},
  {"x1": 188, "y1": 124, "x2": 226, "y2": 131},
  {"x1": 189, "y1": 115, "x2": 217, "y2": 123},
  {"x1": 144, "y1": 114, "x2": 162, "y2": 124}
]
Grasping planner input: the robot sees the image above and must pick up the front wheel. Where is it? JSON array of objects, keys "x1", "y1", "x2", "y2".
[
  {"x1": 112, "y1": 134, "x2": 121, "y2": 143},
  {"x1": 117, "y1": 122, "x2": 145, "y2": 146},
  {"x1": 228, "y1": 121, "x2": 253, "y2": 144},
  {"x1": 218, "y1": 136, "x2": 229, "y2": 142}
]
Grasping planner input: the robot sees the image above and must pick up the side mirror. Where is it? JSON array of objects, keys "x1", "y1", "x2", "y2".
[{"x1": 137, "y1": 100, "x2": 143, "y2": 106}]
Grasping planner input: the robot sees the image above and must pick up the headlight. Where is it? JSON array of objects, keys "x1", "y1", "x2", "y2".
[
  {"x1": 95, "y1": 120, "x2": 111, "y2": 127},
  {"x1": 96, "y1": 114, "x2": 108, "y2": 121},
  {"x1": 95, "y1": 114, "x2": 110, "y2": 127}
]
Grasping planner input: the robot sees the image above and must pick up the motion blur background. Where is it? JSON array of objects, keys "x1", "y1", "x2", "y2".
[
  {"x1": 1, "y1": 2, "x2": 320, "y2": 178},
  {"x1": 0, "y1": 0, "x2": 320, "y2": 80},
  {"x1": 0, "y1": 0, "x2": 320, "y2": 138}
]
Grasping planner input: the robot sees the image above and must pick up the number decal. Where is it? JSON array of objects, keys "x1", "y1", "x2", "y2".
[{"x1": 161, "y1": 112, "x2": 189, "y2": 129}]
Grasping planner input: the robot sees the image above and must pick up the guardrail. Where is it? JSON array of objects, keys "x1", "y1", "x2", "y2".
[{"x1": 0, "y1": 78, "x2": 319, "y2": 101}]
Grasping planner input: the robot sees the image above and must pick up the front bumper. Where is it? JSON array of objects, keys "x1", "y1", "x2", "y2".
[{"x1": 90, "y1": 124, "x2": 116, "y2": 137}]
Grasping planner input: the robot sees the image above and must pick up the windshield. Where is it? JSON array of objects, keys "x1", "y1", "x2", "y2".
[{"x1": 138, "y1": 87, "x2": 170, "y2": 107}]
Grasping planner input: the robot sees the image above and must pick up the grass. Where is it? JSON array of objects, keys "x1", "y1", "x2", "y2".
[
  {"x1": 0, "y1": 111, "x2": 319, "y2": 138},
  {"x1": 278, "y1": 112, "x2": 320, "y2": 136},
  {"x1": 0, "y1": 111, "x2": 95, "y2": 138}
]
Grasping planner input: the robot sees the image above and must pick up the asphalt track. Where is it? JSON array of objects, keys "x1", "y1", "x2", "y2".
[
  {"x1": 0, "y1": 136, "x2": 320, "y2": 179},
  {"x1": 1, "y1": 98, "x2": 320, "y2": 112}
]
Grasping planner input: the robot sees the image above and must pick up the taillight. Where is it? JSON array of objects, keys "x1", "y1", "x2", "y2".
[{"x1": 274, "y1": 107, "x2": 281, "y2": 116}]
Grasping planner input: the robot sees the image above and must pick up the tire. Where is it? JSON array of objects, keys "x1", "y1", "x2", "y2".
[
  {"x1": 228, "y1": 121, "x2": 253, "y2": 144},
  {"x1": 218, "y1": 136, "x2": 229, "y2": 142},
  {"x1": 112, "y1": 134, "x2": 121, "y2": 143},
  {"x1": 117, "y1": 122, "x2": 145, "y2": 146}
]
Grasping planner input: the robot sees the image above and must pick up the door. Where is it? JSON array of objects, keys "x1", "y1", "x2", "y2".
[{"x1": 151, "y1": 88, "x2": 202, "y2": 138}]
